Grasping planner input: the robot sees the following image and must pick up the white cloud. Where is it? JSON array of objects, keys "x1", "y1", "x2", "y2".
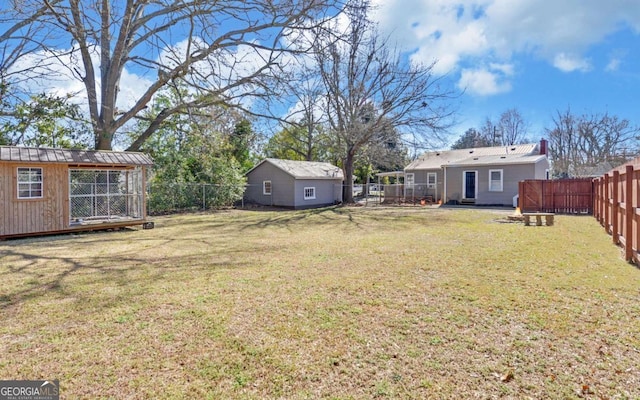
[
  {"x1": 370, "y1": 0, "x2": 640, "y2": 81},
  {"x1": 489, "y1": 62, "x2": 514, "y2": 76},
  {"x1": 458, "y1": 67, "x2": 512, "y2": 96},
  {"x1": 605, "y1": 58, "x2": 621, "y2": 72},
  {"x1": 552, "y1": 53, "x2": 592, "y2": 72},
  {"x1": 9, "y1": 45, "x2": 154, "y2": 111}
]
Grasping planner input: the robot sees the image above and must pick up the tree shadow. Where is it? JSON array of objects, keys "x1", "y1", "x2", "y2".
[{"x1": 0, "y1": 232, "x2": 270, "y2": 310}]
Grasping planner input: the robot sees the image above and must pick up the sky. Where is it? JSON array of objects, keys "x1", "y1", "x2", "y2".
[
  {"x1": 369, "y1": 0, "x2": 640, "y2": 144},
  {"x1": 4, "y1": 0, "x2": 640, "y2": 150}
]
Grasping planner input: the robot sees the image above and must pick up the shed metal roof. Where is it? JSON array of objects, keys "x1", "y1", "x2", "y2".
[
  {"x1": 0, "y1": 146, "x2": 153, "y2": 166},
  {"x1": 249, "y1": 158, "x2": 344, "y2": 179}
]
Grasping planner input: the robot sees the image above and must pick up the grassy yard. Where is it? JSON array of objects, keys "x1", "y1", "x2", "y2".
[{"x1": 1, "y1": 206, "x2": 639, "y2": 399}]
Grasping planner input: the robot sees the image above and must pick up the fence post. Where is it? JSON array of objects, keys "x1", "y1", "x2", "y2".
[
  {"x1": 594, "y1": 179, "x2": 600, "y2": 222},
  {"x1": 612, "y1": 170, "x2": 620, "y2": 244},
  {"x1": 604, "y1": 173, "x2": 610, "y2": 233},
  {"x1": 625, "y1": 165, "x2": 634, "y2": 262},
  {"x1": 518, "y1": 181, "x2": 523, "y2": 210}
]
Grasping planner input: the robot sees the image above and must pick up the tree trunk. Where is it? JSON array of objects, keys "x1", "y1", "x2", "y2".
[
  {"x1": 342, "y1": 150, "x2": 355, "y2": 203},
  {"x1": 95, "y1": 125, "x2": 114, "y2": 150}
]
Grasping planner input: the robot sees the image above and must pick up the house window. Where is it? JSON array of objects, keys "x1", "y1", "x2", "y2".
[
  {"x1": 405, "y1": 173, "x2": 415, "y2": 187},
  {"x1": 427, "y1": 172, "x2": 436, "y2": 189},
  {"x1": 17, "y1": 167, "x2": 43, "y2": 199},
  {"x1": 304, "y1": 187, "x2": 316, "y2": 200},
  {"x1": 489, "y1": 169, "x2": 503, "y2": 192},
  {"x1": 263, "y1": 181, "x2": 272, "y2": 195}
]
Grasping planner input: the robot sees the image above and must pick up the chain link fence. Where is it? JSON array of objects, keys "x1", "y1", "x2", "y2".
[
  {"x1": 146, "y1": 182, "x2": 245, "y2": 214},
  {"x1": 146, "y1": 181, "x2": 438, "y2": 214},
  {"x1": 351, "y1": 183, "x2": 435, "y2": 206}
]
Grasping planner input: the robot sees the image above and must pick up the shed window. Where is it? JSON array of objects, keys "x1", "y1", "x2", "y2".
[
  {"x1": 304, "y1": 187, "x2": 316, "y2": 200},
  {"x1": 427, "y1": 172, "x2": 436, "y2": 189},
  {"x1": 263, "y1": 180, "x2": 272, "y2": 195},
  {"x1": 489, "y1": 169, "x2": 503, "y2": 192},
  {"x1": 17, "y1": 167, "x2": 43, "y2": 199}
]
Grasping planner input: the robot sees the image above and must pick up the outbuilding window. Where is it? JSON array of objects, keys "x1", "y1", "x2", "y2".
[
  {"x1": 17, "y1": 167, "x2": 43, "y2": 199},
  {"x1": 263, "y1": 180, "x2": 272, "y2": 195},
  {"x1": 489, "y1": 169, "x2": 503, "y2": 192},
  {"x1": 304, "y1": 187, "x2": 316, "y2": 200}
]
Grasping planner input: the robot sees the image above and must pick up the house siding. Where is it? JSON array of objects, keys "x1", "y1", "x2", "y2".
[
  {"x1": 534, "y1": 159, "x2": 548, "y2": 179},
  {"x1": 404, "y1": 169, "x2": 444, "y2": 201},
  {"x1": 446, "y1": 161, "x2": 548, "y2": 206}
]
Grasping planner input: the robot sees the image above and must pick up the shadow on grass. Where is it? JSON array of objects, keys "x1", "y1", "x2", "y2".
[
  {"x1": 0, "y1": 205, "x2": 452, "y2": 310},
  {"x1": 234, "y1": 204, "x2": 448, "y2": 231},
  {"x1": 0, "y1": 233, "x2": 267, "y2": 310}
]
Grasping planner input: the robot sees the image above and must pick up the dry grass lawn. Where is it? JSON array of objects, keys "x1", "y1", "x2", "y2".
[{"x1": 1, "y1": 206, "x2": 639, "y2": 399}]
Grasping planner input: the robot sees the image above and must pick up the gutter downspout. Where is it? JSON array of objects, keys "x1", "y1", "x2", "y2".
[{"x1": 443, "y1": 166, "x2": 447, "y2": 204}]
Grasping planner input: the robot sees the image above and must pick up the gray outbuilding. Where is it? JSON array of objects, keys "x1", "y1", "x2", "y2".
[{"x1": 245, "y1": 158, "x2": 343, "y2": 209}]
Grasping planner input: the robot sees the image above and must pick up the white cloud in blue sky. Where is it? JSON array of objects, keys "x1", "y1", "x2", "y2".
[
  {"x1": 458, "y1": 64, "x2": 513, "y2": 96},
  {"x1": 370, "y1": 0, "x2": 640, "y2": 138}
]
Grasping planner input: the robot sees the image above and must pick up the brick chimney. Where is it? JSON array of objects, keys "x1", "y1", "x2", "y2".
[{"x1": 539, "y1": 138, "x2": 548, "y2": 155}]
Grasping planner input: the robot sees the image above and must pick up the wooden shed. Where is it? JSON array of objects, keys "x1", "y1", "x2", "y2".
[{"x1": 0, "y1": 146, "x2": 153, "y2": 238}]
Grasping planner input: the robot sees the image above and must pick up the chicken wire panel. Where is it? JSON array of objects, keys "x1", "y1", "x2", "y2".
[{"x1": 69, "y1": 169, "x2": 144, "y2": 221}]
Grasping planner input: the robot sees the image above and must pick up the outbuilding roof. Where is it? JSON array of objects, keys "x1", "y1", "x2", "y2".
[
  {"x1": 0, "y1": 146, "x2": 153, "y2": 166},
  {"x1": 248, "y1": 158, "x2": 344, "y2": 179},
  {"x1": 405, "y1": 143, "x2": 540, "y2": 170}
]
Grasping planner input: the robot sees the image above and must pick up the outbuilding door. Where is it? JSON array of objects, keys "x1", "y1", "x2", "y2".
[{"x1": 463, "y1": 171, "x2": 477, "y2": 199}]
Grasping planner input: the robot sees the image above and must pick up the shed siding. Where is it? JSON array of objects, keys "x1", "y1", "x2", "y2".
[
  {"x1": 246, "y1": 162, "x2": 343, "y2": 208},
  {"x1": 293, "y1": 179, "x2": 341, "y2": 209},
  {"x1": 1, "y1": 162, "x2": 68, "y2": 236},
  {"x1": 245, "y1": 163, "x2": 295, "y2": 207}
]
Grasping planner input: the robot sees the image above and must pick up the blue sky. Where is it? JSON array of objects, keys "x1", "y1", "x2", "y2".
[
  {"x1": 5, "y1": 0, "x2": 639, "y2": 150},
  {"x1": 370, "y1": 0, "x2": 640, "y2": 144}
]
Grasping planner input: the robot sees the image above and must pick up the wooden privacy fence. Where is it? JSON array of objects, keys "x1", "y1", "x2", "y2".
[
  {"x1": 518, "y1": 179, "x2": 594, "y2": 214},
  {"x1": 593, "y1": 161, "x2": 640, "y2": 264}
]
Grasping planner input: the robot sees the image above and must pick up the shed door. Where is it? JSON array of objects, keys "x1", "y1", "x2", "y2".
[{"x1": 464, "y1": 171, "x2": 476, "y2": 199}]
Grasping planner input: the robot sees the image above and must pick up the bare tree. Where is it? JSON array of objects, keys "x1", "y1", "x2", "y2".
[
  {"x1": 479, "y1": 117, "x2": 501, "y2": 146},
  {"x1": 271, "y1": 71, "x2": 329, "y2": 161},
  {"x1": 0, "y1": 1, "x2": 64, "y2": 113},
  {"x1": 310, "y1": 2, "x2": 455, "y2": 203},
  {"x1": 451, "y1": 128, "x2": 492, "y2": 149},
  {"x1": 497, "y1": 108, "x2": 529, "y2": 145},
  {"x1": 1, "y1": 0, "x2": 341, "y2": 150},
  {"x1": 478, "y1": 109, "x2": 529, "y2": 147},
  {"x1": 546, "y1": 108, "x2": 639, "y2": 177}
]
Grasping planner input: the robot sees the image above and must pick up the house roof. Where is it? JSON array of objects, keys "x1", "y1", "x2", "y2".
[
  {"x1": 447, "y1": 154, "x2": 547, "y2": 167},
  {"x1": 405, "y1": 143, "x2": 541, "y2": 170},
  {"x1": 0, "y1": 146, "x2": 153, "y2": 166},
  {"x1": 248, "y1": 158, "x2": 344, "y2": 180}
]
